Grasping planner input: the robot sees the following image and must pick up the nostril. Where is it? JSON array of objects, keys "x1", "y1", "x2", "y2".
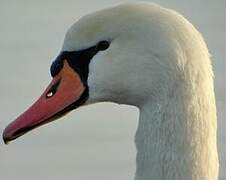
[
  {"x1": 46, "y1": 78, "x2": 61, "y2": 99},
  {"x1": 46, "y1": 91, "x2": 54, "y2": 98}
]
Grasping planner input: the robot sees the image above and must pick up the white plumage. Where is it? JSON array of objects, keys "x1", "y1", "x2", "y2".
[
  {"x1": 4, "y1": 2, "x2": 219, "y2": 180},
  {"x1": 62, "y1": 3, "x2": 219, "y2": 180}
]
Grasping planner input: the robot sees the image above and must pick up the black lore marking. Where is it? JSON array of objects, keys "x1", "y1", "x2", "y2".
[
  {"x1": 50, "y1": 53, "x2": 64, "y2": 77},
  {"x1": 50, "y1": 41, "x2": 110, "y2": 85}
]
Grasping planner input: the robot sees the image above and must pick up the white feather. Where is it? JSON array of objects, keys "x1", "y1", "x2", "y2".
[{"x1": 63, "y1": 2, "x2": 219, "y2": 180}]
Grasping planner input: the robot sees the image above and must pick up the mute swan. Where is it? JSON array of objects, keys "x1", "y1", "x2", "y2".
[{"x1": 3, "y1": 2, "x2": 219, "y2": 180}]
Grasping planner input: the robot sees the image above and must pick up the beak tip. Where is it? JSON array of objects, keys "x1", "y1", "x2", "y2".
[
  {"x1": 2, "y1": 126, "x2": 13, "y2": 145},
  {"x1": 2, "y1": 133, "x2": 10, "y2": 145}
]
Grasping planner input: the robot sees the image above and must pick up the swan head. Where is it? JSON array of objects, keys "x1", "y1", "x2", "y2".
[
  {"x1": 64, "y1": 3, "x2": 187, "y2": 106},
  {"x1": 3, "y1": 3, "x2": 209, "y2": 143}
]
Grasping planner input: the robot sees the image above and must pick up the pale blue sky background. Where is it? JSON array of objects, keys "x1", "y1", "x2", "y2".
[{"x1": 0, "y1": 0, "x2": 225, "y2": 180}]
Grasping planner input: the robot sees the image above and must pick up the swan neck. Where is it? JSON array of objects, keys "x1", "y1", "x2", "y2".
[{"x1": 134, "y1": 87, "x2": 218, "y2": 180}]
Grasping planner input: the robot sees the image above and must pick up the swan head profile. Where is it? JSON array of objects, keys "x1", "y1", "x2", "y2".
[{"x1": 3, "y1": 2, "x2": 218, "y2": 180}]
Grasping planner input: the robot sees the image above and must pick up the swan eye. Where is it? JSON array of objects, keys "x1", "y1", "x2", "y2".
[{"x1": 97, "y1": 41, "x2": 110, "y2": 51}]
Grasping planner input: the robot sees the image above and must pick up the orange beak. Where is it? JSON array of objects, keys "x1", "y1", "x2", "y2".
[{"x1": 3, "y1": 60, "x2": 87, "y2": 144}]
